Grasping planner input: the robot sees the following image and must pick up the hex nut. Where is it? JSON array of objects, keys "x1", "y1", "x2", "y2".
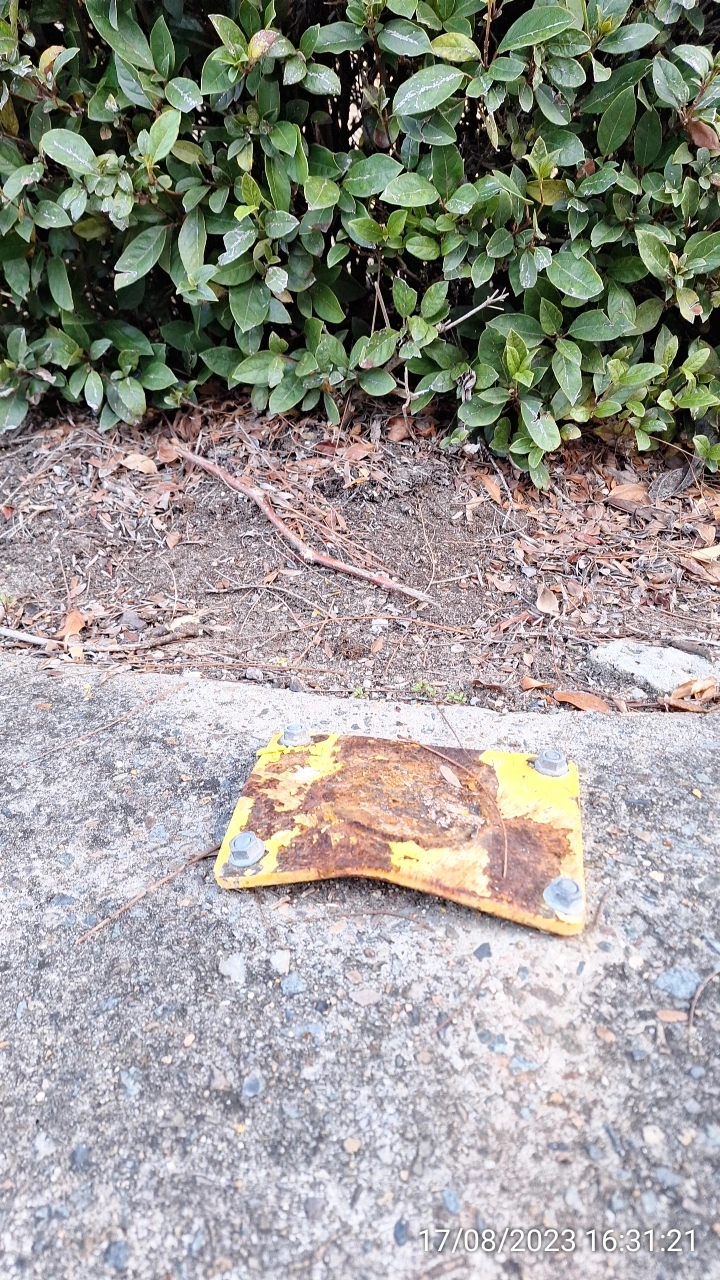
[
  {"x1": 227, "y1": 830, "x2": 265, "y2": 868},
  {"x1": 533, "y1": 748, "x2": 569, "y2": 778},
  {"x1": 279, "y1": 723, "x2": 311, "y2": 747},
  {"x1": 543, "y1": 876, "x2": 584, "y2": 919}
]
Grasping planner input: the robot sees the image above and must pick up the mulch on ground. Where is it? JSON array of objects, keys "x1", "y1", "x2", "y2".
[{"x1": 1, "y1": 394, "x2": 719, "y2": 713}]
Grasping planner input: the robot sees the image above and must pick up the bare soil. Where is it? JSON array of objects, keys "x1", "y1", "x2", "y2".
[{"x1": 1, "y1": 394, "x2": 719, "y2": 714}]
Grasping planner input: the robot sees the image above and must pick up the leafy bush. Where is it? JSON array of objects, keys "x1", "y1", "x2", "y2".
[{"x1": 1, "y1": 0, "x2": 720, "y2": 483}]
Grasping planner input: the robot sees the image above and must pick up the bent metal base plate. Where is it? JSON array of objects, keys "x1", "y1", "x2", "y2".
[{"x1": 215, "y1": 732, "x2": 585, "y2": 936}]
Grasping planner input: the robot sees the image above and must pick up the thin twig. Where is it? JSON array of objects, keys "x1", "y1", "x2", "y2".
[
  {"x1": 688, "y1": 966, "x2": 720, "y2": 1035},
  {"x1": 75, "y1": 843, "x2": 220, "y2": 944},
  {"x1": 22, "y1": 682, "x2": 189, "y2": 765},
  {"x1": 437, "y1": 975, "x2": 487, "y2": 1035},
  {"x1": 172, "y1": 442, "x2": 437, "y2": 606},
  {"x1": 438, "y1": 290, "x2": 508, "y2": 334},
  {"x1": 0, "y1": 625, "x2": 52, "y2": 648}
]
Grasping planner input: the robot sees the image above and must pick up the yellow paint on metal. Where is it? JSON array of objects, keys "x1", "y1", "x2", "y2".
[{"x1": 214, "y1": 734, "x2": 585, "y2": 935}]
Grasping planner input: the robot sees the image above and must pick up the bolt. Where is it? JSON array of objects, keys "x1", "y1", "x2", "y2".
[
  {"x1": 533, "y1": 748, "x2": 568, "y2": 778},
  {"x1": 227, "y1": 830, "x2": 265, "y2": 868},
  {"x1": 279, "y1": 723, "x2": 311, "y2": 747},
  {"x1": 543, "y1": 876, "x2": 584, "y2": 919}
]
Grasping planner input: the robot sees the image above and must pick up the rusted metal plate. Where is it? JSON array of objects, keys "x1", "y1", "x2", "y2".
[{"x1": 215, "y1": 733, "x2": 585, "y2": 936}]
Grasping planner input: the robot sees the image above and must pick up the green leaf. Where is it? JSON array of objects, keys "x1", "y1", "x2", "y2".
[
  {"x1": 269, "y1": 375, "x2": 306, "y2": 413},
  {"x1": 201, "y1": 347, "x2": 242, "y2": 378},
  {"x1": 380, "y1": 172, "x2": 440, "y2": 206},
  {"x1": 232, "y1": 350, "x2": 286, "y2": 387},
  {"x1": 598, "y1": 23, "x2": 658, "y2": 54},
  {"x1": 503, "y1": 328, "x2": 528, "y2": 380},
  {"x1": 264, "y1": 210, "x2": 299, "y2": 239},
  {"x1": 84, "y1": 369, "x2": 103, "y2": 412},
  {"x1": 546, "y1": 252, "x2": 603, "y2": 300},
  {"x1": 597, "y1": 86, "x2": 636, "y2": 156},
  {"x1": 150, "y1": 15, "x2": 175, "y2": 79},
  {"x1": 311, "y1": 283, "x2": 345, "y2": 323},
  {"x1": 115, "y1": 376, "x2": 146, "y2": 421},
  {"x1": 41, "y1": 129, "x2": 98, "y2": 176},
  {"x1": 393, "y1": 277, "x2": 418, "y2": 318},
  {"x1": 420, "y1": 280, "x2": 448, "y2": 320},
  {"x1": 498, "y1": 6, "x2": 575, "y2": 53},
  {"x1": 635, "y1": 227, "x2": 670, "y2": 280},
  {"x1": 148, "y1": 109, "x2": 181, "y2": 162},
  {"x1": 105, "y1": 321, "x2": 154, "y2": 356},
  {"x1": 344, "y1": 155, "x2": 403, "y2": 198},
  {"x1": 430, "y1": 32, "x2": 482, "y2": 62},
  {"x1": 580, "y1": 61, "x2": 650, "y2": 115},
  {"x1": 269, "y1": 121, "x2": 297, "y2": 155},
  {"x1": 178, "y1": 206, "x2": 206, "y2": 278},
  {"x1": 165, "y1": 78, "x2": 202, "y2": 113},
  {"x1": 652, "y1": 57, "x2": 689, "y2": 109},
  {"x1": 392, "y1": 65, "x2": 465, "y2": 116},
  {"x1": 526, "y1": 410, "x2": 561, "y2": 451},
  {"x1": 431, "y1": 144, "x2": 464, "y2": 199},
  {"x1": 314, "y1": 22, "x2": 366, "y2": 54},
  {"x1": 304, "y1": 176, "x2": 341, "y2": 208},
  {"x1": 378, "y1": 20, "x2": 432, "y2": 57},
  {"x1": 47, "y1": 257, "x2": 74, "y2": 311},
  {"x1": 219, "y1": 220, "x2": 257, "y2": 264},
  {"x1": 140, "y1": 361, "x2": 177, "y2": 390},
  {"x1": 539, "y1": 298, "x2": 562, "y2": 335},
  {"x1": 229, "y1": 279, "x2": 271, "y2": 332},
  {"x1": 684, "y1": 231, "x2": 720, "y2": 272},
  {"x1": 358, "y1": 368, "x2": 397, "y2": 395},
  {"x1": 33, "y1": 200, "x2": 72, "y2": 229},
  {"x1": 115, "y1": 225, "x2": 167, "y2": 288},
  {"x1": 303, "y1": 63, "x2": 342, "y2": 95},
  {"x1": 534, "y1": 85, "x2": 570, "y2": 126},
  {"x1": 486, "y1": 228, "x2": 513, "y2": 257},
  {"x1": 552, "y1": 341, "x2": 582, "y2": 404},
  {"x1": 633, "y1": 109, "x2": 662, "y2": 169},
  {"x1": 404, "y1": 235, "x2": 441, "y2": 260},
  {"x1": 86, "y1": 0, "x2": 155, "y2": 70}
]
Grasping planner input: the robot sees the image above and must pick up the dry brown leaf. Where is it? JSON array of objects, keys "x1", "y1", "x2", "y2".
[
  {"x1": 554, "y1": 689, "x2": 611, "y2": 712},
  {"x1": 656, "y1": 1009, "x2": 688, "y2": 1023},
  {"x1": 121, "y1": 452, "x2": 157, "y2": 475},
  {"x1": 595, "y1": 1026, "x2": 616, "y2": 1044},
  {"x1": 165, "y1": 532, "x2": 181, "y2": 550},
  {"x1": 386, "y1": 417, "x2": 410, "y2": 442},
  {"x1": 156, "y1": 440, "x2": 181, "y2": 464},
  {"x1": 670, "y1": 677, "x2": 717, "y2": 702},
  {"x1": 520, "y1": 675, "x2": 552, "y2": 691},
  {"x1": 663, "y1": 697, "x2": 710, "y2": 713},
  {"x1": 685, "y1": 119, "x2": 720, "y2": 149},
  {"x1": 56, "y1": 608, "x2": 87, "y2": 638},
  {"x1": 491, "y1": 575, "x2": 518, "y2": 594},
  {"x1": 606, "y1": 483, "x2": 648, "y2": 513},
  {"x1": 344, "y1": 442, "x2": 375, "y2": 461},
  {"x1": 536, "y1": 585, "x2": 560, "y2": 616},
  {"x1": 686, "y1": 543, "x2": 720, "y2": 562},
  {"x1": 696, "y1": 523, "x2": 716, "y2": 547},
  {"x1": 439, "y1": 764, "x2": 461, "y2": 790},
  {"x1": 478, "y1": 473, "x2": 502, "y2": 505},
  {"x1": 370, "y1": 637, "x2": 383, "y2": 653}
]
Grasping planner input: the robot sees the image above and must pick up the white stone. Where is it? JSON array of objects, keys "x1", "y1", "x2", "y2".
[
  {"x1": 589, "y1": 640, "x2": 719, "y2": 695},
  {"x1": 219, "y1": 953, "x2": 246, "y2": 984},
  {"x1": 270, "y1": 949, "x2": 291, "y2": 975}
]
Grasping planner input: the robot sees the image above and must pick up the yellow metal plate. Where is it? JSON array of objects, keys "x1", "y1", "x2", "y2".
[{"x1": 215, "y1": 734, "x2": 585, "y2": 936}]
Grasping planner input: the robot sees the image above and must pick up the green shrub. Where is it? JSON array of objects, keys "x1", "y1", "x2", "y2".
[{"x1": 1, "y1": 0, "x2": 720, "y2": 484}]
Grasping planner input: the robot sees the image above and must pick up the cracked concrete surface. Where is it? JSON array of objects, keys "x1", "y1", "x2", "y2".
[{"x1": 0, "y1": 658, "x2": 718, "y2": 1280}]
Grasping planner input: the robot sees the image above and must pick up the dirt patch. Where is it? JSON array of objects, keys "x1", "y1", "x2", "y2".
[{"x1": 1, "y1": 396, "x2": 719, "y2": 714}]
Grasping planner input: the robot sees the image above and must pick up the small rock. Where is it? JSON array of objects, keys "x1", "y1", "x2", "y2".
[
  {"x1": 442, "y1": 1189, "x2": 460, "y2": 1214},
  {"x1": 245, "y1": 666, "x2": 264, "y2": 683},
  {"x1": 654, "y1": 1166, "x2": 682, "y2": 1189},
  {"x1": 643, "y1": 1125, "x2": 665, "y2": 1148},
  {"x1": 303, "y1": 1197, "x2": 325, "y2": 1221},
  {"x1": 270, "y1": 949, "x2": 291, "y2": 976},
  {"x1": 704, "y1": 1124, "x2": 720, "y2": 1150},
  {"x1": 281, "y1": 972, "x2": 306, "y2": 996},
  {"x1": 241, "y1": 1072, "x2": 263, "y2": 1098},
  {"x1": 119, "y1": 1069, "x2": 141, "y2": 1099},
  {"x1": 487, "y1": 1034, "x2": 508, "y2": 1054},
  {"x1": 689, "y1": 1066, "x2": 705, "y2": 1080},
  {"x1": 33, "y1": 1131, "x2": 56, "y2": 1159},
  {"x1": 394, "y1": 1219, "x2": 409, "y2": 1246},
  {"x1": 345, "y1": 969, "x2": 363, "y2": 985},
  {"x1": 654, "y1": 967, "x2": 701, "y2": 1002},
  {"x1": 639, "y1": 1190, "x2": 660, "y2": 1220},
  {"x1": 629, "y1": 687, "x2": 648, "y2": 701},
  {"x1": 474, "y1": 943, "x2": 492, "y2": 961},
  {"x1": 219, "y1": 954, "x2": 246, "y2": 984},
  {"x1": 610, "y1": 1193, "x2": 627, "y2": 1212},
  {"x1": 103, "y1": 1240, "x2": 129, "y2": 1272},
  {"x1": 586, "y1": 1145, "x2": 605, "y2": 1162},
  {"x1": 288, "y1": 676, "x2": 305, "y2": 692},
  {"x1": 343, "y1": 1137, "x2": 361, "y2": 1154},
  {"x1": 564, "y1": 1186, "x2": 582, "y2": 1212},
  {"x1": 590, "y1": 639, "x2": 720, "y2": 695},
  {"x1": 69, "y1": 1143, "x2": 90, "y2": 1172},
  {"x1": 509, "y1": 1055, "x2": 540, "y2": 1076},
  {"x1": 684, "y1": 1099, "x2": 702, "y2": 1115},
  {"x1": 595, "y1": 1026, "x2": 616, "y2": 1044},
  {"x1": 348, "y1": 986, "x2": 381, "y2": 1007},
  {"x1": 210, "y1": 1066, "x2": 231, "y2": 1091}
]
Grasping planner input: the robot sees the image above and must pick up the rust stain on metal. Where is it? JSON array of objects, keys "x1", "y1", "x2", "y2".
[{"x1": 215, "y1": 734, "x2": 585, "y2": 936}]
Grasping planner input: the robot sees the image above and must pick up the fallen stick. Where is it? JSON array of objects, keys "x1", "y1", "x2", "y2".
[
  {"x1": 172, "y1": 441, "x2": 437, "y2": 607},
  {"x1": 76, "y1": 843, "x2": 220, "y2": 944},
  {"x1": 688, "y1": 965, "x2": 720, "y2": 1035},
  {"x1": 86, "y1": 624, "x2": 199, "y2": 654},
  {"x1": 23, "y1": 682, "x2": 188, "y2": 765},
  {"x1": 0, "y1": 625, "x2": 51, "y2": 647}
]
